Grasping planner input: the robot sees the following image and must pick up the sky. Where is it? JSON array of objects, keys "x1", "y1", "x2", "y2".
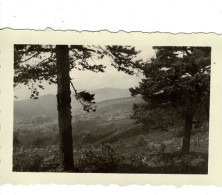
[{"x1": 14, "y1": 46, "x2": 156, "y2": 100}]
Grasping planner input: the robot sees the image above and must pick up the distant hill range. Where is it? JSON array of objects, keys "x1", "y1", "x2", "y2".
[
  {"x1": 87, "y1": 87, "x2": 131, "y2": 102},
  {"x1": 14, "y1": 88, "x2": 132, "y2": 119}
]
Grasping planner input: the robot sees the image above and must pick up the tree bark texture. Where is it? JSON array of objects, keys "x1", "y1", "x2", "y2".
[
  {"x1": 56, "y1": 45, "x2": 74, "y2": 171},
  {"x1": 182, "y1": 106, "x2": 193, "y2": 154}
]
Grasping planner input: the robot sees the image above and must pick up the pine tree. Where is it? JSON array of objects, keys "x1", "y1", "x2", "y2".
[
  {"x1": 130, "y1": 46, "x2": 211, "y2": 154},
  {"x1": 14, "y1": 44, "x2": 141, "y2": 171}
]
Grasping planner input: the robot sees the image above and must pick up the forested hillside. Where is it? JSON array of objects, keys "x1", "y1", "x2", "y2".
[
  {"x1": 13, "y1": 45, "x2": 210, "y2": 174},
  {"x1": 13, "y1": 95, "x2": 209, "y2": 173}
]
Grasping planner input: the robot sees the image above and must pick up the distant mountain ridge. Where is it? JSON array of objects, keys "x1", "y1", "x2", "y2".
[
  {"x1": 14, "y1": 88, "x2": 131, "y2": 120},
  {"x1": 86, "y1": 87, "x2": 131, "y2": 102}
]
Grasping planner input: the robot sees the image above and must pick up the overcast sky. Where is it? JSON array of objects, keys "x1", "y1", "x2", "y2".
[{"x1": 14, "y1": 46, "x2": 156, "y2": 100}]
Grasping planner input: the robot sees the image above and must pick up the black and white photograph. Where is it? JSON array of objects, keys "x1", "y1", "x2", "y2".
[{"x1": 13, "y1": 44, "x2": 211, "y2": 174}]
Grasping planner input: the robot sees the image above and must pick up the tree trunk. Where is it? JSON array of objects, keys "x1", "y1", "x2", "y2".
[
  {"x1": 56, "y1": 45, "x2": 74, "y2": 171},
  {"x1": 182, "y1": 107, "x2": 193, "y2": 154},
  {"x1": 205, "y1": 103, "x2": 209, "y2": 121}
]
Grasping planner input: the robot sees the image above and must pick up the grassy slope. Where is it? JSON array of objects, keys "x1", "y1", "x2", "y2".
[{"x1": 13, "y1": 96, "x2": 209, "y2": 173}]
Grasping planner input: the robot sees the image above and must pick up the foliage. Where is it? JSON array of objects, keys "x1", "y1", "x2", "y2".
[
  {"x1": 73, "y1": 143, "x2": 122, "y2": 172},
  {"x1": 13, "y1": 131, "x2": 208, "y2": 173},
  {"x1": 13, "y1": 113, "x2": 209, "y2": 173},
  {"x1": 14, "y1": 45, "x2": 141, "y2": 111},
  {"x1": 13, "y1": 45, "x2": 210, "y2": 172},
  {"x1": 131, "y1": 103, "x2": 181, "y2": 131},
  {"x1": 130, "y1": 47, "x2": 211, "y2": 132}
]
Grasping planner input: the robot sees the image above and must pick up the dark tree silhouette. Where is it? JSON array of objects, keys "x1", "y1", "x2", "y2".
[
  {"x1": 130, "y1": 46, "x2": 211, "y2": 154},
  {"x1": 14, "y1": 45, "x2": 142, "y2": 171}
]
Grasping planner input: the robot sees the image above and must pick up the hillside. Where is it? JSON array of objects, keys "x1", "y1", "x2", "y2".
[
  {"x1": 13, "y1": 90, "x2": 209, "y2": 173},
  {"x1": 88, "y1": 87, "x2": 131, "y2": 102},
  {"x1": 72, "y1": 96, "x2": 143, "y2": 143},
  {"x1": 14, "y1": 88, "x2": 131, "y2": 120}
]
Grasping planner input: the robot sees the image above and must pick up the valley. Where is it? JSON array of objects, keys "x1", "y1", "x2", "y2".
[{"x1": 13, "y1": 89, "x2": 209, "y2": 173}]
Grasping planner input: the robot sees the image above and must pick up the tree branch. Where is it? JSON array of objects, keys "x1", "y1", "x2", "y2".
[{"x1": 19, "y1": 51, "x2": 41, "y2": 63}]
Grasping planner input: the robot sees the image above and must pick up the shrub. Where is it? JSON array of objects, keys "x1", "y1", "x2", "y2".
[{"x1": 74, "y1": 144, "x2": 122, "y2": 173}]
